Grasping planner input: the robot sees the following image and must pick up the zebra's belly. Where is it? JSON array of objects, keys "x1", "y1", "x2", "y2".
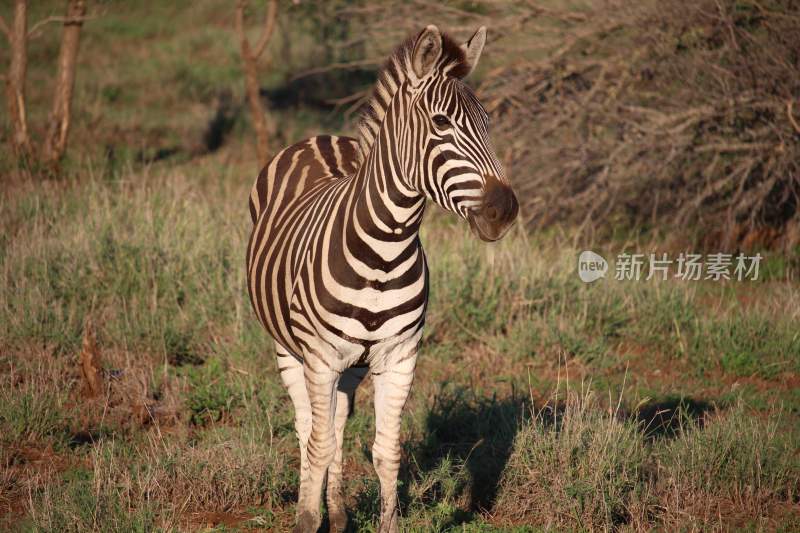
[{"x1": 284, "y1": 270, "x2": 427, "y2": 371}]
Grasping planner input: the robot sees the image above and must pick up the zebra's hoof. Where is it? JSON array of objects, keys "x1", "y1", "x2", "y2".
[
  {"x1": 328, "y1": 508, "x2": 347, "y2": 533},
  {"x1": 377, "y1": 506, "x2": 399, "y2": 533},
  {"x1": 293, "y1": 510, "x2": 320, "y2": 533}
]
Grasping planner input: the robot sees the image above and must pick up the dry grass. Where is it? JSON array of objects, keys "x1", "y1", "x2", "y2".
[
  {"x1": 494, "y1": 390, "x2": 799, "y2": 531},
  {"x1": 0, "y1": 166, "x2": 798, "y2": 531}
]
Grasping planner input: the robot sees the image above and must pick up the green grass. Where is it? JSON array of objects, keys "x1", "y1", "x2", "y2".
[
  {"x1": 0, "y1": 392, "x2": 67, "y2": 446},
  {"x1": 22, "y1": 466, "x2": 158, "y2": 533},
  {"x1": 1, "y1": 170, "x2": 798, "y2": 531},
  {"x1": 495, "y1": 390, "x2": 650, "y2": 530}
]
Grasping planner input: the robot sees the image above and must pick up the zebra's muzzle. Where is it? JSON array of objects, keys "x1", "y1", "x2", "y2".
[{"x1": 467, "y1": 175, "x2": 519, "y2": 242}]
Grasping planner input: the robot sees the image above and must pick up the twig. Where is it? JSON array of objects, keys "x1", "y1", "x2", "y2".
[
  {"x1": 524, "y1": 1, "x2": 589, "y2": 22},
  {"x1": 290, "y1": 58, "x2": 381, "y2": 82},
  {"x1": 787, "y1": 100, "x2": 800, "y2": 135},
  {"x1": 325, "y1": 89, "x2": 369, "y2": 107},
  {"x1": 695, "y1": 142, "x2": 775, "y2": 153},
  {"x1": 714, "y1": 0, "x2": 739, "y2": 51},
  {"x1": 235, "y1": 0, "x2": 277, "y2": 166},
  {"x1": 28, "y1": 14, "x2": 94, "y2": 38},
  {"x1": 253, "y1": 0, "x2": 278, "y2": 59},
  {"x1": 411, "y1": 0, "x2": 485, "y2": 19},
  {"x1": 0, "y1": 15, "x2": 10, "y2": 41}
]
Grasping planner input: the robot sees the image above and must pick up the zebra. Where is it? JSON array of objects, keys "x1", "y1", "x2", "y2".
[{"x1": 246, "y1": 25, "x2": 518, "y2": 533}]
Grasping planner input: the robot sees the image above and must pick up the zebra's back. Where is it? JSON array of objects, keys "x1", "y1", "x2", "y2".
[{"x1": 248, "y1": 135, "x2": 361, "y2": 224}]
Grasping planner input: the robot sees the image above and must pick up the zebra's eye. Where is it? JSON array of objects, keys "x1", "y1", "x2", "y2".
[{"x1": 432, "y1": 114, "x2": 451, "y2": 128}]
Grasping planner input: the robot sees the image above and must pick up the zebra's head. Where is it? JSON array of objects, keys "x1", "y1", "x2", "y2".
[
  {"x1": 358, "y1": 25, "x2": 519, "y2": 241},
  {"x1": 408, "y1": 25, "x2": 518, "y2": 242}
]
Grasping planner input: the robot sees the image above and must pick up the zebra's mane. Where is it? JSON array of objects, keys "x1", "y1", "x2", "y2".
[{"x1": 356, "y1": 29, "x2": 468, "y2": 157}]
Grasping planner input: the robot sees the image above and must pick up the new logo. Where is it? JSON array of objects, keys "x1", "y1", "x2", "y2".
[{"x1": 578, "y1": 250, "x2": 608, "y2": 283}]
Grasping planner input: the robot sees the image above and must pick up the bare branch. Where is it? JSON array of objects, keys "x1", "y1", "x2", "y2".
[
  {"x1": 289, "y1": 58, "x2": 381, "y2": 82},
  {"x1": 325, "y1": 89, "x2": 369, "y2": 107},
  {"x1": 4, "y1": 0, "x2": 32, "y2": 157},
  {"x1": 235, "y1": 0, "x2": 247, "y2": 43},
  {"x1": 235, "y1": 0, "x2": 273, "y2": 167},
  {"x1": 0, "y1": 15, "x2": 10, "y2": 41},
  {"x1": 253, "y1": 0, "x2": 278, "y2": 59},
  {"x1": 787, "y1": 100, "x2": 800, "y2": 135},
  {"x1": 695, "y1": 142, "x2": 775, "y2": 154},
  {"x1": 28, "y1": 14, "x2": 93, "y2": 38}
]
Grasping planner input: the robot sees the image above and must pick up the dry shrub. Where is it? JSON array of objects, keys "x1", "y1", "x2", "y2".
[
  {"x1": 338, "y1": 0, "x2": 800, "y2": 249},
  {"x1": 484, "y1": 0, "x2": 800, "y2": 249}
]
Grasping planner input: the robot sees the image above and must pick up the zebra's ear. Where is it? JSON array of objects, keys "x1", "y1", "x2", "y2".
[
  {"x1": 412, "y1": 25, "x2": 443, "y2": 78},
  {"x1": 460, "y1": 26, "x2": 486, "y2": 78}
]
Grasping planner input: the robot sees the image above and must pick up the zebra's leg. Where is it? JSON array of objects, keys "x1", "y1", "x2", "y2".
[
  {"x1": 326, "y1": 366, "x2": 368, "y2": 532},
  {"x1": 295, "y1": 352, "x2": 340, "y2": 533},
  {"x1": 371, "y1": 353, "x2": 417, "y2": 533},
  {"x1": 276, "y1": 344, "x2": 313, "y2": 517}
]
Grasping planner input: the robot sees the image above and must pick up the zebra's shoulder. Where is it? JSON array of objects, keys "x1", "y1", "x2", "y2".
[{"x1": 248, "y1": 135, "x2": 361, "y2": 224}]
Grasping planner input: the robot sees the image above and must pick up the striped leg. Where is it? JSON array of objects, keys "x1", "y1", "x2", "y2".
[
  {"x1": 295, "y1": 351, "x2": 340, "y2": 533},
  {"x1": 326, "y1": 366, "x2": 368, "y2": 532},
  {"x1": 372, "y1": 353, "x2": 418, "y2": 533},
  {"x1": 276, "y1": 344, "x2": 313, "y2": 517}
]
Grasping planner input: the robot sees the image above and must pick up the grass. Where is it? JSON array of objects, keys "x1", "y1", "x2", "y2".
[
  {"x1": 494, "y1": 389, "x2": 651, "y2": 530},
  {"x1": 2, "y1": 168, "x2": 797, "y2": 531}
]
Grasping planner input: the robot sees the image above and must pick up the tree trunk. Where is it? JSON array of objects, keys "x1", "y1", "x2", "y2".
[
  {"x1": 235, "y1": 0, "x2": 277, "y2": 169},
  {"x1": 43, "y1": 0, "x2": 87, "y2": 168},
  {"x1": 241, "y1": 39, "x2": 271, "y2": 168},
  {"x1": 3, "y1": 0, "x2": 32, "y2": 158}
]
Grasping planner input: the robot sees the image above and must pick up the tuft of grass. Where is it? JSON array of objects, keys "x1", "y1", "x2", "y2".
[
  {"x1": 0, "y1": 354, "x2": 76, "y2": 449},
  {"x1": 25, "y1": 466, "x2": 157, "y2": 533},
  {"x1": 113, "y1": 427, "x2": 291, "y2": 515},
  {"x1": 408, "y1": 386, "x2": 526, "y2": 513},
  {"x1": 703, "y1": 314, "x2": 800, "y2": 378},
  {"x1": 23, "y1": 425, "x2": 293, "y2": 531},
  {"x1": 493, "y1": 389, "x2": 799, "y2": 531},
  {"x1": 184, "y1": 358, "x2": 242, "y2": 427},
  {"x1": 494, "y1": 388, "x2": 650, "y2": 531},
  {"x1": 0, "y1": 392, "x2": 66, "y2": 447},
  {"x1": 427, "y1": 240, "x2": 511, "y2": 343},
  {"x1": 657, "y1": 402, "x2": 799, "y2": 528}
]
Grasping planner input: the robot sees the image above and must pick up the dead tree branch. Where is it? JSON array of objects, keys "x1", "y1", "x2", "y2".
[
  {"x1": 28, "y1": 14, "x2": 93, "y2": 38},
  {"x1": 0, "y1": 15, "x2": 10, "y2": 41},
  {"x1": 252, "y1": 0, "x2": 277, "y2": 59},
  {"x1": 787, "y1": 100, "x2": 800, "y2": 135},
  {"x1": 289, "y1": 58, "x2": 381, "y2": 82}
]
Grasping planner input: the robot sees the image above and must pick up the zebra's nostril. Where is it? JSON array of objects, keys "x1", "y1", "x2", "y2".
[{"x1": 485, "y1": 205, "x2": 499, "y2": 221}]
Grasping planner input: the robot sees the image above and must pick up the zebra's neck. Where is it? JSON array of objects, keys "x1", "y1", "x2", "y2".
[{"x1": 346, "y1": 95, "x2": 426, "y2": 262}]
